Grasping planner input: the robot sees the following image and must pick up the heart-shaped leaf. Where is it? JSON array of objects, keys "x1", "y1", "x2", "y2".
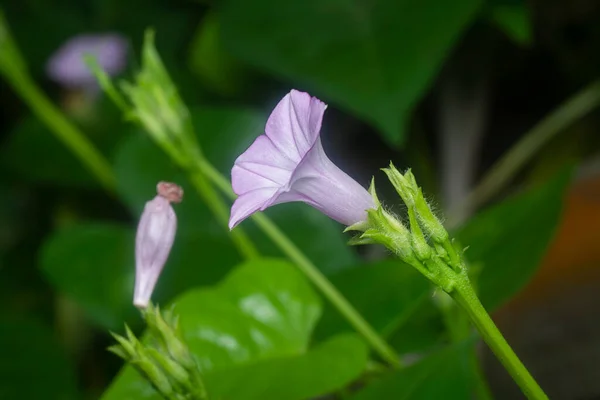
[
  {"x1": 103, "y1": 259, "x2": 367, "y2": 400},
  {"x1": 220, "y1": 0, "x2": 482, "y2": 145}
]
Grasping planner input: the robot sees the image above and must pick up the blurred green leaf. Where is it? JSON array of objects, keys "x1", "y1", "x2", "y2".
[
  {"x1": 40, "y1": 224, "x2": 135, "y2": 329},
  {"x1": 456, "y1": 168, "x2": 572, "y2": 310},
  {"x1": 2, "y1": 116, "x2": 97, "y2": 187},
  {"x1": 188, "y1": 11, "x2": 250, "y2": 97},
  {"x1": 40, "y1": 223, "x2": 242, "y2": 330},
  {"x1": 349, "y1": 341, "x2": 474, "y2": 399},
  {"x1": 1, "y1": 4, "x2": 86, "y2": 78},
  {"x1": 314, "y1": 260, "x2": 432, "y2": 344},
  {"x1": 192, "y1": 106, "x2": 266, "y2": 174},
  {"x1": 489, "y1": 3, "x2": 532, "y2": 46},
  {"x1": 0, "y1": 317, "x2": 79, "y2": 400},
  {"x1": 104, "y1": 259, "x2": 366, "y2": 400},
  {"x1": 387, "y1": 299, "x2": 446, "y2": 354},
  {"x1": 2, "y1": 100, "x2": 126, "y2": 188},
  {"x1": 220, "y1": 0, "x2": 482, "y2": 146}
]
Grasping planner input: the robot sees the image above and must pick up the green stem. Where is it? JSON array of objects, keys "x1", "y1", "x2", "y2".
[
  {"x1": 3, "y1": 70, "x2": 117, "y2": 193},
  {"x1": 437, "y1": 292, "x2": 494, "y2": 400},
  {"x1": 187, "y1": 168, "x2": 259, "y2": 260},
  {"x1": 196, "y1": 159, "x2": 400, "y2": 368},
  {"x1": 451, "y1": 275, "x2": 547, "y2": 400},
  {"x1": 458, "y1": 80, "x2": 600, "y2": 220}
]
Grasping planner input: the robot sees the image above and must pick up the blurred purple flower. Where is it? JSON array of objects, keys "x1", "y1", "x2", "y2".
[
  {"x1": 229, "y1": 89, "x2": 374, "y2": 229},
  {"x1": 46, "y1": 33, "x2": 128, "y2": 89},
  {"x1": 134, "y1": 182, "x2": 182, "y2": 309}
]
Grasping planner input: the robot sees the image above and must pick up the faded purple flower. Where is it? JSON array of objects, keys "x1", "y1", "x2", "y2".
[
  {"x1": 46, "y1": 33, "x2": 128, "y2": 89},
  {"x1": 229, "y1": 90, "x2": 374, "y2": 229},
  {"x1": 134, "y1": 182, "x2": 182, "y2": 309}
]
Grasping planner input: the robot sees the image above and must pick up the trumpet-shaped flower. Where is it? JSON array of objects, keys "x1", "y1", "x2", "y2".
[
  {"x1": 134, "y1": 182, "x2": 182, "y2": 308},
  {"x1": 229, "y1": 90, "x2": 374, "y2": 229},
  {"x1": 46, "y1": 33, "x2": 128, "y2": 89}
]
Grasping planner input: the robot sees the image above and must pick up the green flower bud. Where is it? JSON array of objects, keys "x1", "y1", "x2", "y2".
[
  {"x1": 143, "y1": 304, "x2": 196, "y2": 370},
  {"x1": 132, "y1": 353, "x2": 174, "y2": 397},
  {"x1": 146, "y1": 347, "x2": 190, "y2": 390}
]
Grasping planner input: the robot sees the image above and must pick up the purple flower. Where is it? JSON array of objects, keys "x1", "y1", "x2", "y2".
[
  {"x1": 46, "y1": 33, "x2": 128, "y2": 89},
  {"x1": 229, "y1": 90, "x2": 374, "y2": 229},
  {"x1": 134, "y1": 182, "x2": 182, "y2": 309}
]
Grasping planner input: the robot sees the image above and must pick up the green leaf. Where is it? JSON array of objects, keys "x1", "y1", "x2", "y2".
[
  {"x1": 205, "y1": 334, "x2": 368, "y2": 400},
  {"x1": 2, "y1": 116, "x2": 96, "y2": 187},
  {"x1": 2, "y1": 100, "x2": 126, "y2": 188},
  {"x1": 39, "y1": 223, "x2": 242, "y2": 330},
  {"x1": 489, "y1": 3, "x2": 532, "y2": 46},
  {"x1": 187, "y1": 11, "x2": 251, "y2": 96},
  {"x1": 1, "y1": 3, "x2": 86, "y2": 78},
  {"x1": 220, "y1": 0, "x2": 482, "y2": 146},
  {"x1": 103, "y1": 259, "x2": 366, "y2": 400},
  {"x1": 314, "y1": 260, "x2": 432, "y2": 344},
  {"x1": 387, "y1": 298, "x2": 446, "y2": 354},
  {"x1": 0, "y1": 317, "x2": 79, "y2": 400},
  {"x1": 192, "y1": 106, "x2": 266, "y2": 175},
  {"x1": 456, "y1": 168, "x2": 572, "y2": 310},
  {"x1": 175, "y1": 258, "x2": 322, "y2": 367},
  {"x1": 40, "y1": 224, "x2": 135, "y2": 329},
  {"x1": 349, "y1": 341, "x2": 474, "y2": 399}
]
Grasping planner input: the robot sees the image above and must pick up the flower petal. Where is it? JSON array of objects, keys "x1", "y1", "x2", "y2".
[
  {"x1": 265, "y1": 90, "x2": 327, "y2": 162},
  {"x1": 229, "y1": 187, "x2": 279, "y2": 229},
  {"x1": 232, "y1": 135, "x2": 295, "y2": 195},
  {"x1": 46, "y1": 33, "x2": 128, "y2": 87},
  {"x1": 280, "y1": 140, "x2": 374, "y2": 226}
]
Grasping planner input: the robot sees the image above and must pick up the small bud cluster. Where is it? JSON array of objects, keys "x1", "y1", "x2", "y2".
[
  {"x1": 109, "y1": 304, "x2": 208, "y2": 400},
  {"x1": 347, "y1": 163, "x2": 466, "y2": 293},
  {"x1": 86, "y1": 29, "x2": 202, "y2": 167},
  {"x1": 120, "y1": 30, "x2": 200, "y2": 165}
]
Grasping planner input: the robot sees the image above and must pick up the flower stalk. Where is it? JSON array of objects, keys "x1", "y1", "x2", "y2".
[{"x1": 348, "y1": 164, "x2": 547, "y2": 400}]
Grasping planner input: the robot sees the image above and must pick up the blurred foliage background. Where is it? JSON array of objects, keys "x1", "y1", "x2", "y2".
[{"x1": 1, "y1": 0, "x2": 600, "y2": 399}]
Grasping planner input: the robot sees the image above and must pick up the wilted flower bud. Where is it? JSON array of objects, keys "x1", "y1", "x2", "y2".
[{"x1": 134, "y1": 182, "x2": 182, "y2": 308}]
